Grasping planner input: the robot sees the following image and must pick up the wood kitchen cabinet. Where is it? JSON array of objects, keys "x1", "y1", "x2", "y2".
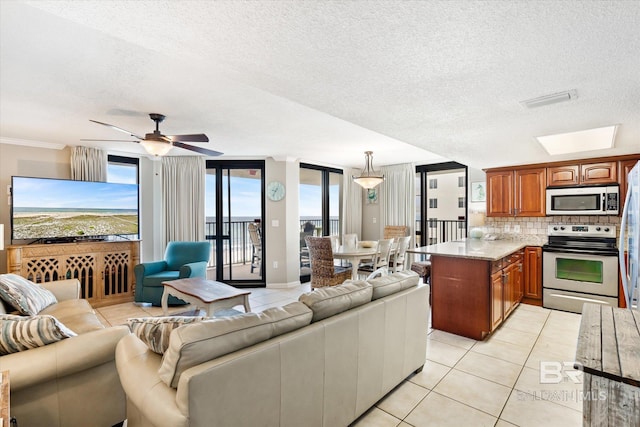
[
  {"x1": 490, "y1": 271, "x2": 503, "y2": 332},
  {"x1": 547, "y1": 161, "x2": 617, "y2": 187},
  {"x1": 431, "y1": 248, "x2": 524, "y2": 340},
  {"x1": 503, "y1": 251, "x2": 523, "y2": 319},
  {"x1": 486, "y1": 168, "x2": 546, "y2": 217},
  {"x1": 620, "y1": 158, "x2": 640, "y2": 211},
  {"x1": 522, "y1": 246, "x2": 542, "y2": 306}
]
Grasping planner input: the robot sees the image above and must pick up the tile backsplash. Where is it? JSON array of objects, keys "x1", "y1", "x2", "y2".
[{"x1": 484, "y1": 216, "x2": 621, "y2": 245}]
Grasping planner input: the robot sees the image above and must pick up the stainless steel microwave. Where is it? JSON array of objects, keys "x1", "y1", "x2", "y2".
[{"x1": 546, "y1": 185, "x2": 619, "y2": 215}]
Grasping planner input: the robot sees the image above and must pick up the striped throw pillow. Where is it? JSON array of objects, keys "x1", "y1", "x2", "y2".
[
  {"x1": 0, "y1": 314, "x2": 77, "y2": 355},
  {"x1": 126, "y1": 316, "x2": 206, "y2": 354},
  {"x1": 0, "y1": 274, "x2": 58, "y2": 316}
]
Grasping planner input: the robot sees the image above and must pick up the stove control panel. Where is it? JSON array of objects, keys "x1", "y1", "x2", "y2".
[{"x1": 548, "y1": 224, "x2": 616, "y2": 238}]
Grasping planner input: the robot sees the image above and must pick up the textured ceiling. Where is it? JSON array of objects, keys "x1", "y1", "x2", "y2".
[{"x1": 1, "y1": 1, "x2": 639, "y2": 169}]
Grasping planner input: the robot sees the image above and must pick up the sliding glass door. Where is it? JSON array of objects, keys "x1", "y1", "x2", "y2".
[
  {"x1": 206, "y1": 160, "x2": 265, "y2": 287},
  {"x1": 299, "y1": 164, "x2": 343, "y2": 281},
  {"x1": 416, "y1": 162, "x2": 468, "y2": 246}
]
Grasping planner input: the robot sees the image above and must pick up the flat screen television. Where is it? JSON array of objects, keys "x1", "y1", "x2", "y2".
[{"x1": 11, "y1": 176, "x2": 139, "y2": 242}]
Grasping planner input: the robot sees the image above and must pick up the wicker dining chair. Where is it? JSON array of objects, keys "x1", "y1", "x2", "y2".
[
  {"x1": 305, "y1": 236, "x2": 351, "y2": 288},
  {"x1": 383, "y1": 225, "x2": 409, "y2": 240}
]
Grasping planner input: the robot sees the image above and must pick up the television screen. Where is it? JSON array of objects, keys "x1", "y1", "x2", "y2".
[{"x1": 11, "y1": 176, "x2": 139, "y2": 241}]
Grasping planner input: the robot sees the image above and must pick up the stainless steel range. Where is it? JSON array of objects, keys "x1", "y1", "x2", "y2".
[{"x1": 542, "y1": 224, "x2": 619, "y2": 313}]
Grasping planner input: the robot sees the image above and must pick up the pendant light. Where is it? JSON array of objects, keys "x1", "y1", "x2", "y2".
[{"x1": 352, "y1": 151, "x2": 385, "y2": 189}]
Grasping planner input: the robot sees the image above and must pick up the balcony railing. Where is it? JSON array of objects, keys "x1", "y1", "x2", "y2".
[
  {"x1": 204, "y1": 219, "x2": 340, "y2": 267},
  {"x1": 415, "y1": 219, "x2": 467, "y2": 246}
]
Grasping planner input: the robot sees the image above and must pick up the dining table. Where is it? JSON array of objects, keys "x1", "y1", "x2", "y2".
[{"x1": 333, "y1": 245, "x2": 378, "y2": 279}]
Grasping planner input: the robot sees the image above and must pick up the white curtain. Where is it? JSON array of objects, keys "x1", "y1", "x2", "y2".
[
  {"x1": 70, "y1": 146, "x2": 107, "y2": 182},
  {"x1": 162, "y1": 157, "x2": 205, "y2": 246},
  {"x1": 380, "y1": 163, "x2": 416, "y2": 246},
  {"x1": 342, "y1": 168, "x2": 363, "y2": 238}
]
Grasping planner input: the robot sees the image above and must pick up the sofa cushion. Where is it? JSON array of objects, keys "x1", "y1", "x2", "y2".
[
  {"x1": 298, "y1": 281, "x2": 373, "y2": 322},
  {"x1": 0, "y1": 314, "x2": 77, "y2": 355},
  {"x1": 367, "y1": 270, "x2": 420, "y2": 300},
  {"x1": 159, "y1": 301, "x2": 313, "y2": 388},
  {"x1": 127, "y1": 316, "x2": 206, "y2": 354},
  {"x1": 0, "y1": 274, "x2": 57, "y2": 316},
  {"x1": 39, "y1": 299, "x2": 105, "y2": 333}
]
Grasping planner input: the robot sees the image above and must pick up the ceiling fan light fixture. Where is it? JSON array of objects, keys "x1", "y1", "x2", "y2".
[
  {"x1": 140, "y1": 139, "x2": 173, "y2": 156},
  {"x1": 352, "y1": 151, "x2": 385, "y2": 189}
]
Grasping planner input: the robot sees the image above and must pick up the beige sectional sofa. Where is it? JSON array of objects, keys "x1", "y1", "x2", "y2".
[
  {"x1": 116, "y1": 270, "x2": 429, "y2": 427},
  {"x1": 0, "y1": 278, "x2": 129, "y2": 427}
]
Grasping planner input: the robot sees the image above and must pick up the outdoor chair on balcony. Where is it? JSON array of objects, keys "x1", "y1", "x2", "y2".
[
  {"x1": 134, "y1": 241, "x2": 211, "y2": 306},
  {"x1": 248, "y1": 222, "x2": 262, "y2": 273},
  {"x1": 357, "y1": 238, "x2": 394, "y2": 279},
  {"x1": 305, "y1": 236, "x2": 351, "y2": 288}
]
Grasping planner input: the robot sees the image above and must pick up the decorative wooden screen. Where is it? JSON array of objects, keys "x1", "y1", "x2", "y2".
[
  {"x1": 7, "y1": 241, "x2": 140, "y2": 307},
  {"x1": 103, "y1": 251, "x2": 130, "y2": 298},
  {"x1": 65, "y1": 255, "x2": 96, "y2": 300},
  {"x1": 25, "y1": 258, "x2": 60, "y2": 283}
]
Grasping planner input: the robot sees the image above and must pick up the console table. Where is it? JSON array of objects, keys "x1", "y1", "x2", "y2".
[
  {"x1": 575, "y1": 303, "x2": 640, "y2": 426},
  {"x1": 7, "y1": 240, "x2": 140, "y2": 307}
]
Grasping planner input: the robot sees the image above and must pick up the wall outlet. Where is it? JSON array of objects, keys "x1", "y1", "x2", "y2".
[
  {"x1": 271, "y1": 219, "x2": 279, "y2": 227},
  {"x1": 504, "y1": 224, "x2": 511, "y2": 232},
  {"x1": 513, "y1": 225, "x2": 521, "y2": 233},
  {"x1": 273, "y1": 261, "x2": 278, "y2": 269},
  {"x1": 373, "y1": 217, "x2": 377, "y2": 224}
]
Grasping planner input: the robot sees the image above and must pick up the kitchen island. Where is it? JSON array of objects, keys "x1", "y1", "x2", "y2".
[{"x1": 409, "y1": 239, "x2": 528, "y2": 340}]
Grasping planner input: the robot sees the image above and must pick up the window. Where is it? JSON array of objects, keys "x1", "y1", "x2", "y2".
[
  {"x1": 429, "y1": 179, "x2": 438, "y2": 189},
  {"x1": 429, "y1": 198, "x2": 438, "y2": 209},
  {"x1": 458, "y1": 197, "x2": 465, "y2": 208},
  {"x1": 458, "y1": 176, "x2": 465, "y2": 187},
  {"x1": 107, "y1": 155, "x2": 138, "y2": 184}
]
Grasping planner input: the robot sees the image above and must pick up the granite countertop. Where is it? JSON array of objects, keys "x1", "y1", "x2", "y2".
[{"x1": 408, "y1": 239, "x2": 530, "y2": 261}]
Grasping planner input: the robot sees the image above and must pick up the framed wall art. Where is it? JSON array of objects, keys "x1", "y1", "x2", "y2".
[
  {"x1": 471, "y1": 182, "x2": 486, "y2": 202},
  {"x1": 367, "y1": 188, "x2": 378, "y2": 204}
]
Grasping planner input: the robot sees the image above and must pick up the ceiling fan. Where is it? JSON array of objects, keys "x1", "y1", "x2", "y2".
[{"x1": 83, "y1": 113, "x2": 223, "y2": 156}]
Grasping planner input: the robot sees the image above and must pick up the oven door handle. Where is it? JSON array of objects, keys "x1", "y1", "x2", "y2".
[{"x1": 542, "y1": 247, "x2": 619, "y2": 256}]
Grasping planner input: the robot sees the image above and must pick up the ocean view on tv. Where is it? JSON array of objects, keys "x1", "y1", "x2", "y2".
[{"x1": 12, "y1": 176, "x2": 139, "y2": 240}]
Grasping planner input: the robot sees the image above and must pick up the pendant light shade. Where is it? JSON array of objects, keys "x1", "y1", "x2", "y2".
[
  {"x1": 140, "y1": 139, "x2": 173, "y2": 156},
  {"x1": 352, "y1": 151, "x2": 385, "y2": 189}
]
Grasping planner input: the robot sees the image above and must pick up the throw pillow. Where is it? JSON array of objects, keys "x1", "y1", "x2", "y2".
[
  {"x1": 0, "y1": 314, "x2": 77, "y2": 355},
  {"x1": 126, "y1": 316, "x2": 207, "y2": 354},
  {"x1": 0, "y1": 274, "x2": 58, "y2": 316}
]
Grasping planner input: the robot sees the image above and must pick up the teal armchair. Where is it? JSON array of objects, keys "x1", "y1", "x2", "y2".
[{"x1": 134, "y1": 241, "x2": 211, "y2": 306}]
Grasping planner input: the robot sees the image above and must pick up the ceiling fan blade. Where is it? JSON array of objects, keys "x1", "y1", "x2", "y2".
[
  {"x1": 89, "y1": 119, "x2": 145, "y2": 140},
  {"x1": 80, "y1": 138, "x2": 140, "y2": 143},
  {"x1": 167, "y1": 133, "x2": 209, "y2": 143},
  {"x1": 173, "y1": 141, "x2": 223, "y2": 156}
]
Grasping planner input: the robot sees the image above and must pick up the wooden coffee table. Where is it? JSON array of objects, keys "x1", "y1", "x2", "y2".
[{"x1": 161, "y1": 278, "x2": 251, "y2": 317}]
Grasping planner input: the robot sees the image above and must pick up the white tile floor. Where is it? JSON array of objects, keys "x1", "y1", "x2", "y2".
[{"x1": 97, "y1": 284, "x2": 584, "y2": 427}]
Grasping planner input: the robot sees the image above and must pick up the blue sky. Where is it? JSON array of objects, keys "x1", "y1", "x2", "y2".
[
  {"x1": 13, "y1": 177, "x2": 138, "y2": 210},
  {"x1": 205, "y1": 175, "x2": 339, "y2": 218}
]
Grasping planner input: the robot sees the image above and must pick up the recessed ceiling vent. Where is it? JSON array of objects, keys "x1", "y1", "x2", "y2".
[{"x1": 520, "y1": 89, "x2": 578, "y2": 109}]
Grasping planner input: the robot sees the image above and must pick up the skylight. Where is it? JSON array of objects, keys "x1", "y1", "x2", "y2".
[{"x1": 536, "y1": 125, "x2": 617, "y2": 155}]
